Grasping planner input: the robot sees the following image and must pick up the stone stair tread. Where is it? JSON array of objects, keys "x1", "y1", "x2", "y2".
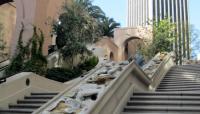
[
  {"x1": 9, "y1": 104, "x2": 42, "y2": 109},
  {"x1": 133, "y1": 92, "x2": 200, "y2": 95},
  {"x1": 122, "y1": 112, "x2": 200, "y2": 114},
  {"x1": 24, "y1": 95, "x2": 55, "y2": 99},
  {"x1": 158, "y1": 85, "x2": 200, "y2": 89},
  {"x1": 127, "y1": 100, "x2": 200, "y2": 105},
  {"x1": 31, "y1": 92, "x2": 58, "y2": 95},
  {"x1": 159, "y1": 83, "x2": 200, "y2": 86},
  {"x1": 0, "y1": 109, "x2": 34, "y2": 113},
  {"x1": 160, "y1": 81, "x2": 200, "y2": 84},
  {"x1": 17, "y1": 99, "x2": 49, "y2": 104},
  {"x1": 130, "y1": 96, "x2": 200, "y2": 100},
  {"x1": 124, "y1": 106, "x2": 200, "y2": 111},
  {"x1": 157, "y1": 88, "x2": 200, "y2": 91}
]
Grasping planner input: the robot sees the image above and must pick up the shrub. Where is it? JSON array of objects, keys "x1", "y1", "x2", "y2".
[
  {"x1": 46, "y1": 56, "x2": 99, "y2": 82},
  {"x1": 78, "y1": 56, "x2": 99, "y2": 71},
  {"x1": 46, "y1": 68, "x2": 82, "y2": 82}
]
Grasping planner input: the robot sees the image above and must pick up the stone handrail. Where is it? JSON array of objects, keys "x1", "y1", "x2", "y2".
[
  {"x1": 84, "y1": 61, "x2": 151, "y2": 114},
  {"x1": 34, "y1": 63, "x2": 105, "y2": 114},
  {"x1": 149, "y1": 52, "x2": 175, "y2": 90},
  {"x1": 83, "y1": 53, "x2": 175, "y2": 114}
]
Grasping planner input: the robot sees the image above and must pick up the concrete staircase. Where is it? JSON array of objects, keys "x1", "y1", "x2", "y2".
[
  {"x1": 123, "y1": 65, "x2": 200, "y2": 114},
  {"x1": 0, "y1": 92, "x2": 58, "y2": 114}
]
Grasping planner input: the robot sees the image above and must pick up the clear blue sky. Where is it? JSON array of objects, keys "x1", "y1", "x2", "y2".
[
  {"x1": 93, "y1": 0, "x2": 200, "y2": 28},
  {"x1": 190, "y1": 0, "x2": 200, "y2": 29},
  {"x1": 93, "y1": 0, "x2": 127, "y2": 27}
]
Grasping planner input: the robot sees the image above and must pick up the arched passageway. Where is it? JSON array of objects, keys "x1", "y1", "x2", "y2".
[
  {"x1": 123, "y1": 37, "x2": 142, "y2": 60},
  {"x1": 110, "y1": 52, "x2": 114, "y2": 61}
]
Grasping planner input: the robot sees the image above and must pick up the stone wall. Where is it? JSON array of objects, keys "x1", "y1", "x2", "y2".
[{"x1": 0, "y1": 3, "x2": 16, "y2": 61}]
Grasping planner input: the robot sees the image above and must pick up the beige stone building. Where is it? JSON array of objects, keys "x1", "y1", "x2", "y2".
[
  {"x1": 0, "y1": 0, "x2": 70, "y2": 60},
  {"x1": 95, "y1": 26, "x2": 152, "y2": 61}
]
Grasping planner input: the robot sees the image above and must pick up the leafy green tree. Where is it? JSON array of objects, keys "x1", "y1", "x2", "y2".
[
  {"x1": 101, "y1": 17, "x2": 120, "y2": 37},
  {"x1": 53, "y1": 0, "x2": 101, "y2": 67},
  {"x1": 140, "y1": 18, "x2": 176, "y2": 60},
  {"x1": 75, "y1": 0, "x2": 105, "y2": 21}
]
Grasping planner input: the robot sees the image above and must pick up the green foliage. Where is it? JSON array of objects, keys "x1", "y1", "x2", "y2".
[
  {"x1": 78, "y1": 56, "x2": 99, "y2": 71},
  {"x1": 5, "y1": 25, "x2": 47, "y2": 76},
  {"x1": 101, "y1": 17, "x2": 120, "y2": 37},
  {"x1": 46, "y1": 68, "x2": 82, "y2": 82},
  {"x1": 140, "y1": 18, "x2": 176, "y2": 59},
  {"x1": 46, "y1": 56, "x2": 98, "y2": 82},
  {"x1": 53, "y1": 0, "x2": 103, "y2": 67}
]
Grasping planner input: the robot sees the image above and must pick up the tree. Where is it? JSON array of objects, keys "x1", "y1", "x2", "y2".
[
  {"x1": 101, "y1": 17, "x2": 120, "y2": 37},
  {"x1": 139, "y1": 18, "x2": 176, "y2": 60},
  {"x1": 75, "y1": 0, "x2": 105, "y2": 21},
  {"x1": 53, "y1": 0, "x2": 100, "y2": 67}
]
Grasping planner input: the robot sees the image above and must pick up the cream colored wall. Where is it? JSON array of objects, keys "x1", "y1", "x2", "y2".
[
  {"x1": 0, "y1": 3, "x2": 16, "y2": 60},
  {"x1": 0, "y1": 72, "x2": 66, "y2": 108},
  {"x1": 34, "y1": 0, "x2": 66, "y2": 55},
  {"x1": 11, "y1": 0, "x2": 67, "y2": 57},
  {"x1": 11, "y1": 0, "x2": 36, "y2": 56},
  {"x1": 95, "y1": 37, "x2": 119, "y2": 61}
]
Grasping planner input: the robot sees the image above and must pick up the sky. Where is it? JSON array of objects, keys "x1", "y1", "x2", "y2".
[
  {"x1": 190, "y1": 0, "x2": 200, "y2": 29},
  {"x1": 93, "y1": 0, "x2": 199, "y2": 28},
  {"x1": 93, "y1": 0, "x2": 127, "y2": 27}
]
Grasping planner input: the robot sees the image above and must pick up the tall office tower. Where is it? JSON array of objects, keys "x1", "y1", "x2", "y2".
[{"x1": 128, "y1": 0, "x2": 190, "y2": 63}]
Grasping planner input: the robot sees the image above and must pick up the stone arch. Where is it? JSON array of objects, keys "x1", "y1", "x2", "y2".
[
  {"x1": 113, "y1": 27, "x2": 152, "y2": 61},
  {"x1": 110, "y1": 52, "x2": 114, "y2": 61},
  {"x1": 123, "y1": 37, "x2": 142, "y2": 60}
]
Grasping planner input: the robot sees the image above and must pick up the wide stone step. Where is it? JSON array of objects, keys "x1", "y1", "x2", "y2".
[
  {"x1": 31, "y1": 92, "x2": 58, "y2": 96},
  {"x1": 162, "y1": 79, "x2": 198, "y2": 82},
  {"x1": 159, "y1": 83, "x2": 200, "y2": 87},
  {"x1": 133, "y1": 92, "x2": 200, "y2": 96},
  {"x1": 0, "y1": 109, "x2": 34, "y2": 114},
  {"x1": 123, "y1": 112, "x2": 200, "y2": 114},
  {"x1": 158, "y1": 85, "x2": 200, "y2": 89},
  {"x1": 24, "y1": 95, "x2": 55, "y2": 99},
  {"x1": 124, "y1": 106, "x2": 200, "y2": 112},
  {"x1": 163, "y1": 76, "x2": 199, "y2": 79},
  {"x1": 157, "y1": 88, "x2": 200, "y2": 92},
  {"x1": 130, "y1": 96, "x2": 200, "y2": 101},
  {"x1": 166, "y1": 72, "x2": 199, "y2": 75},
  {"x1": 127, "y1": 100, "x2": 200, "y2": 106},
  {"x1": 161, "y1": 80, "x2": 200, "y2": 83},
  {"x1": 17, "y1": 99, "x2": 49, "y2": 104},
  {"x1": 160, "y1": 81, "x2": 200, "y2": 84},
  {"x1": 164, "y1": 76, "x2": 200, "y2": 79},
  {"x1": 169, "y1": 68, "x2": 199, "y2": 71},
  {"x1": 9, "y1": 104, "x2": 42, "y2": 109}
]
